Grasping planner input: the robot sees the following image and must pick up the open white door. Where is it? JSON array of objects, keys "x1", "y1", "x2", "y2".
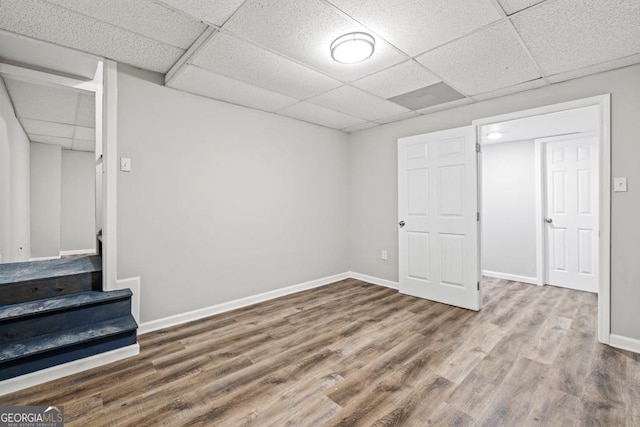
[
  {"x1": 543, "y1": 133, "x2": 598, "y2": 293},
  {"x1": 398, "y1": 126, "x2": 480, "y2": 310}
]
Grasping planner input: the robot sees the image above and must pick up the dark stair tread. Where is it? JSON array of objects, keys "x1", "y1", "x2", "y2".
[
  {"x1": 0, "y1": 315, "x2": 137, "y2": 363},
  {"x1": 0, "y1": 289, "x2": 132, "y2": 321},
  {"x1": 0, "y1": 256, "x2": 101, "y2": 285}
]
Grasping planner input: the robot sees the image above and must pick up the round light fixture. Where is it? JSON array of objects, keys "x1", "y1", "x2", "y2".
[
  {"x1": 486, "y1": 131, "x2": 503, "y2": 140},
  {"x1": 330, "y1": 32, "x2": 375, "y2": 64}
]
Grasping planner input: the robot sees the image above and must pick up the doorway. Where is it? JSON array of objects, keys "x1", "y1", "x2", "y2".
[{"x1": 398, "y1": 95, "x2": 611, "y2": 344}]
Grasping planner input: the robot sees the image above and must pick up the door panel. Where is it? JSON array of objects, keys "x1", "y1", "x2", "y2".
[
  {"x1": 545, "y1": 134, "x2": 598, "y2": 293},
  {"x1": 398, "y1": 126, "x2": 480, "y2": 310}
]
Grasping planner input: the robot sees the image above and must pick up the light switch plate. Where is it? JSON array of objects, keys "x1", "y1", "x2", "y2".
[
  {"x1": 120, "y1": 157, "x2": 131, "y2": 172},
  {"x1": 613, "y1": 177, "x2": 627, "y2": 192}
]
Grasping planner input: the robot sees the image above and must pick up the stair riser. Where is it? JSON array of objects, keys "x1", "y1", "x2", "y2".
[
  {"x1": 0, "y1": 331, "x2": 137, "y2": 381},
  {"x1": 0, "y1": 299, "x2": 132, "y2": 344},
  {"x1": 0, "y1": 272, "x2": 102, "y2": 305}
]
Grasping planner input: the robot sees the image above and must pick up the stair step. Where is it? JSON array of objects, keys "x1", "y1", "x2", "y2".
[
  {"x1": 0, "y1": 289, "x2": 132, "y2": 322},
  {"x1": 0, "y1": 315, "x2": 137, "y2": 363},
  {"x1": 0, "y1": 256, "x2": 101, "y2": 285}
]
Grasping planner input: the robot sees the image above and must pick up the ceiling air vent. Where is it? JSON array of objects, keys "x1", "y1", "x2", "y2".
[{"x1": 388, "y1": 82, "x2": 465, "y2": 110}]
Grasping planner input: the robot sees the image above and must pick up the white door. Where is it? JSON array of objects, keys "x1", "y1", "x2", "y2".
[
  {"x1": 544, "y1": 133, "x2": 598, "y2": 293},
  {"x1": 398, "y1": 126, "x2": 480, "y2": 310}
]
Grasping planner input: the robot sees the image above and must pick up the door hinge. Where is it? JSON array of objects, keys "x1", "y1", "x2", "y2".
[
  {"x1": 476, "y1": 212, "x2": 480, "y2": 221},
  {"x1": 477, "y1": 281, "x2": 480, "y2": 291},
  {"x1": 476, "y1": 143, "x2": 481, "y2": 153}
]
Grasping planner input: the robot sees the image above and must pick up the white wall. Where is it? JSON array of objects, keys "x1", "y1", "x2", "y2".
[
  {"x1": 481, "y1": 140, "x2": 536, "y2": 280},
  {"x1": 60, "y1": 150, "x2": 95, "y2": 253},
  {"x1": 0, "y1": 76, "x2": 30, "y2": 263},
  {"x1": 30, "y1": 142, "x2": 61, "y2": 259},
  {"x1": 116, "y1": 66, "x2": 349, "y2": 323},
  {"x1": 348, "y1": 64, "x2": 640, "y2": 341}
]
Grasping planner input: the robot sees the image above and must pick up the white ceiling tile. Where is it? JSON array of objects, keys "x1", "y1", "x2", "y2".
[
  {"x1": 471, "y1": 78, "x2": 547, "y2": 101},
  {"x1": 71, "y1": 139, "x2": 95, "y2": 152},
  {"x1": 343, "y1": 122, "x2": 379, "y2": 132},
  {"x1": 20, "y1": 118, "x2": 75, "y2": 138},
  {"x1": 73, "y1": 126, "x2": 96, "y2": 141},
  {"x1": 191, "y1": 32, "x2": 342, "y2": 99},
  {"x1": 75, "y1": 93, "x2": 96, "y2": 128},
  {"x1": 278, "y1": 102, "x2": 366, "y2": 130},
  {"x1": 223, "y1": 0, "x2": 406, "y2": 82},
  {"x1": 4, "y1": 78, "x2": 78, "y2": 124},
  {"x1": 168, "y1": 65, "x2": 298, "y2": 112},
  {"x1": 416, "y1": 21, "x2": 540, "y2": 95},
  {"x1": 157, "y1": 0, "x2": 246, "y2": 26},
  {"x1": 512, "y1": 0, "x2": 640, "y2": 76},
  {"x1": 328, "y1": 0, "x2": 503, "y2": 56},
  {"x1": 0, "y1": 0, "x2": 185, "y2": 73},
  {"x1": 45, "y1": 0, "x2": 206, "y2": 49},
  {"x1": 307, "y1": 85, "x2": 409, "y2": 121},
  {"x1": 352, "y1": 61, "x2": 441, "y2": 99},
  {"x1": 29, "y1": 134, "x2": 73, "y2": 147},
  {"x1": 497, "y1": 0, "x2": 545, "y2": 15},
  {"x1": 417, "y1": 97, "x2": 474, "y2": 115},
  {"x1": 547, "y1": 54, "x2": 640, "y2": 84},
  {"x1": 373, "y1": 111, "x2": 419, "y2": 125}
]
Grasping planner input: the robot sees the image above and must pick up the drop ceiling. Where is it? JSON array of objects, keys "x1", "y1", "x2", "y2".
[
  {"x1": 0, "y1": 0, "x2": 638, "y2": 132},
  {"x1": 1, "y1": 75, "x2": 96, "y2": 152}
]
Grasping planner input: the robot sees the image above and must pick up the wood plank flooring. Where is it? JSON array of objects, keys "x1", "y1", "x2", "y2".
[{"x1": 2, "y1": 277, "x2": 639, "y2": 426}]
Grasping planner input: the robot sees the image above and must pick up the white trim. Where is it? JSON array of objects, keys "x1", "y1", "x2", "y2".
[
  {"x1": 138, "y1": 272, "x2": 350, "y2": 334},
  {"x1": 102, "y1": 60, "x2": 118, "y2": 291},
  {"x1": 59, "y1": 249, "x2": 96, "y2": 257},
  {"x1": 534, "y1": 140, "x2": 545, "y2": 286},
  {"x1": 609, "y1": 334, "x2": 640, "y2": 354},
  {"x1": 349, "y1": 272, "x2": 399, "y2": 289},
  {"x1": 28, "y1": 256, "x2": 60, "y2": 262},
  {"x1": 472, "y1": 94, "x2": 611, "y2": 345},
  {"x1": 165, "y1": 27, "x2": 217, "y2": 85},
  {"x1": 0, "y1": 344, "x2": 139, "y2": 396},
  {"x1": 482, "y1": 270, "x2": 538, "y2": 285},
  {"x1": 0, "y1": 61, "x2": 101, "y2": 92},
  {"x1": 115, "y1": 277, "x2": 141, "y2": 324}
]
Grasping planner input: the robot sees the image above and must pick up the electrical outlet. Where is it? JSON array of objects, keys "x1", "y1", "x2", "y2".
[{"x1": 381, "y1": 250, "x2": 388, "y2": 260}]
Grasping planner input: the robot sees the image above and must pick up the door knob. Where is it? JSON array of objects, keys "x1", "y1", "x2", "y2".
[
  {"x1": 545, "y1": 218, "x2": 553, "y2": 224},
  {"x1": 399, "y1": 221, "x2": 406, "y2": 228}
]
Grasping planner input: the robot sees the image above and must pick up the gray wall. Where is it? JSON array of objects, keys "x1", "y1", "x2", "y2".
[
  {"x1": 0, "y1": 76, "x2": 30, "y2": 263},
  {"x1": 117, "y1": 67, "x2": 349, "y2": 323},
  {"x1": 30, "y1": 142, "x2": 61, "y2": 259},
  {"x1": 481, "y1": 140, "x2": 536, "y2": 279},
  {"x1": 348, "y1": 64, "x2": 640, "y2": 341},
  {"x1": 61, "y1": 150, "x2": 95, "y2": 253}
]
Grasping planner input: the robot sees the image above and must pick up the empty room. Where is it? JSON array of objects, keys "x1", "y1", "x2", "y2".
[{"x1": 0, "y1": 0, "x2": 639, "y2": 425}]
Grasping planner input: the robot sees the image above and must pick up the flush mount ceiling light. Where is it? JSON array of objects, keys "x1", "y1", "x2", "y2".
[
  {"x1": 330, "y1": 32, "x2": 375, "y2": 64},
  {"x1": 486, "y1": 131, "x2": 503, "y2": 140}
]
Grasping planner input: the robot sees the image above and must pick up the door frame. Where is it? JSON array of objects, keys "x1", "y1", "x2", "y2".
[{"x1": 472, "y1": 94, "x2": 611, "y2": 344}]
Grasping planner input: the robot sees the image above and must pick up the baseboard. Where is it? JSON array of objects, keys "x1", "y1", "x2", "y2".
[
  {"x1": 60, "y1": 249, "x2": 96, "y2": 256},
  {"x1": 0, "y1": 344, "x2": 139, "y2": 396},
  {"x1": 28, "y1": 256, "x2": 61, "y2": 262},
  {"x1": 482, "y1": 270, "x2": 538, "y2": 285},
  {"x1": 115, "y1": 277, "x2": 141, "y2": 324},
  {"x1": 609, "y1": 334, "x2": 640, "y2": 354},
  {"x1": 138, "y1": 272, "x2": 350, "y2": 335},
  {"x1": 349, "y1": 272, "x2": 399, "y2": 290}
]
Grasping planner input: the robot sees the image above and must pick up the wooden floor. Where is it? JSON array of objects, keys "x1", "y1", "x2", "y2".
[{"x1": 3, "y1": 278, "x2": 639, "y2": 426}]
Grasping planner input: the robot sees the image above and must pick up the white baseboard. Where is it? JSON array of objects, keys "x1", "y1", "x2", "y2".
[
  {"x1": 28, "y1": 256, "x2": 61, "y2": 262},
  {"x1": 0, "y1": 344, "x2": 139, "y2": 396},
  {"x1": 483, "y1": 270, "x2": 538, "y2": 285},
  {"x1": 138, "y1": 272, "x2": 350, "y2": 335},
  {"x1": 349, "y1": 272, "x2": 399, "y2": 290},
  {"x1": 609, "y1": 334, "x2": 640, "y2": 354},
  {"x1": 60, "y1": 249, "x2": 96, "y2": 257},
  {"x1": 115, "y1": 277, "x2": 141, "y2": 324}
]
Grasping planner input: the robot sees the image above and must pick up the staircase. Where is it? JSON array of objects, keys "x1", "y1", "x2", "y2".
[{"x1": 0, "y1": 256, "x2": 137, "y2": 381}]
